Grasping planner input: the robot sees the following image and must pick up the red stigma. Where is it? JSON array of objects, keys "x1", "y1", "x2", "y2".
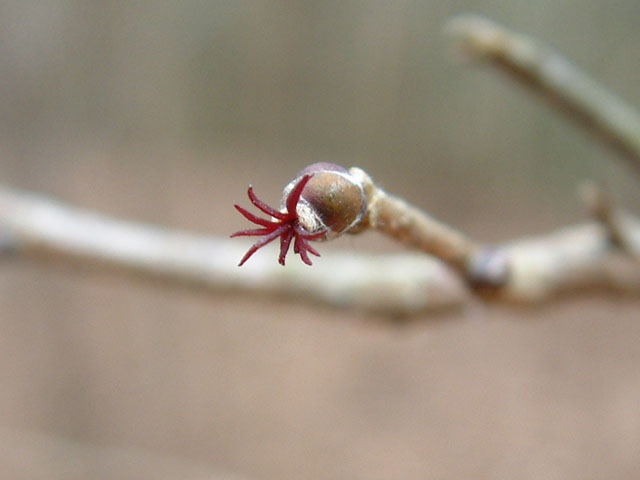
[{"x1": 231, "y1": 175, "x2": 326, "y2": 266}]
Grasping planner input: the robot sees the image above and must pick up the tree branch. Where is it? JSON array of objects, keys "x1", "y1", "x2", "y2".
[
  {"x1": 0, "y1": 186, "x2": 467, "y2": 315},
  {"x1": 2, "y1": 17, "x2": 639, "y2": 316},
  {"x1": 445, "y1": 14, "x2": 640, "y2": 174},
  {"x1": 1, "y1": 185, "x2": 639, "y2": 315},
  {"x1": 353, "y1": 167, "x2": 481, "y2": 276}
]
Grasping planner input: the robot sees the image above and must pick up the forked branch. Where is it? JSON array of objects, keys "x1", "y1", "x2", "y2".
[
  {"x1": 1, "y1": 16, "x2": 639, "y2": 316},
  {"x1": 1, "y1": 180, "x2": 638, "y2": 315}
]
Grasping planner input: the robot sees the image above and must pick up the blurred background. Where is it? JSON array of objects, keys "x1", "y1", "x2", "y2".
[{"x1": 1, "y1": 1, "x2": 639, "y2": 479}]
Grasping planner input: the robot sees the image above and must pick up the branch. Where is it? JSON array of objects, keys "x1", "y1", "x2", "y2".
[
  {"x1": 352, "y1": 167, "x2": 507, "y2": 287},
  {"x1": 354, "y1": 168, "x2": 481, "y2": 275},
  {"x1": 0, "y1": 186, "x2": 467, "y2": 315},
  {"x1": 445, "y1": 14, "x2": 640, "y2": 174},
  {"x1": 3, "y1": 17, "x2": 640, "y2": 316},
  {"x1": 1, "y1": 185, "x2": 639, "y2": 315}
]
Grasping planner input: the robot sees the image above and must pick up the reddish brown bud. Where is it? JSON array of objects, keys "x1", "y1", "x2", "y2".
[
  {"x1": 232, "y1": 162, "x2": 368, "y2": 266},
  {"x1": 281, "y1": 163, "x2": 367, "y2": 238}
]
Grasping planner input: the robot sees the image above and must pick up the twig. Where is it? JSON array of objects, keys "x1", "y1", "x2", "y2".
[
  {"x1": 0, "y1": 186, "x2": 467, "y2": 315},
  {"x1": 351, "y1": 167, "x2": 509, "y2": 289},
  {"x1": 352, "y1": 168, "x2": 481, "y2": 275},
  {"x1": 445, "y1": 14, "x2": 640, "y2": 174},
  {"x1": 3, "y1": 17, "x2": 640, "y2": 315},
  {"x1": 232, "y1": 163, "x2": 509, "y2": 288},
  {"x1": 1, "y1": 185, "x2": 639, "y2": 315},
  {"x1": 498, "y1": 221, "x2": 640, "y2": 302}
]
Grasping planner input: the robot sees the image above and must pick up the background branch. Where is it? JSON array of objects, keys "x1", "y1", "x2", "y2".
[{"x1": 445, "y1": 14, "x2": 640, "y2": 174}]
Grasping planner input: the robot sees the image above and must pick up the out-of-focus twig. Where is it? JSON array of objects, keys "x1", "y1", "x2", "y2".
[
  {"x1": 497, "y1": 221, "x2": 640, "y2": 302},
  {"x1": 1, "y1": 186, "x2": 639, "y2": 315},
  {"x1": 445, "y1": 14, "x2": 640, "y2": 174}
]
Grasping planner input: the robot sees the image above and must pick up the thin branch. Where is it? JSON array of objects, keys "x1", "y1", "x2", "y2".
[
  {"x1": 352, "y1": 168, "x2": 481, "y2": 275},
  {"x1": 1, "y1": 185, "x2": 639, "y2": 315},
  {"x1": 498, "y1": 221, "x2": 640, "y2": 302},
  {"x1": 0, "y1": 186, "x2": 467, "y2": 315},
  {"x1": 3, "y1": 17, "x2": 640, "y2": 315},
  {"x1": 445, "y1": 14, "x2": 640, "y2": 174}
]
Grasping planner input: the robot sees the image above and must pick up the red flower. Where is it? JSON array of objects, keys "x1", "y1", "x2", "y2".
[{"x1": 231, "y1": 174, "x2": 326, "y2": 266}]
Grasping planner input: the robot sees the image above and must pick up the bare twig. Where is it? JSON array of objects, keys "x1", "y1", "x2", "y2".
[
  {"x1": 352, "y1": 168, "x2": 481, "y2": 274},
  {"x1": 351, "y1": 167, "x2": 509, "y2": 288},
  {"x1": 0, "y1": 186, "x2": 467, "y2": 315},
  {"x1": 498, "y1": 221, "x2": 640, "y2": 302},
  {"x1": 445, "y1": 14, "x2": 640, "y2": 174},
  {"x1": 1, "y1": 185, "x2": 639, "y2": 315},
  {"x1": 2, "y1": 17, "x2": 640, "y2": 315}
]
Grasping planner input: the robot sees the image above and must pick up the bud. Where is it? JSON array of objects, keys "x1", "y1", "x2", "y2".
[
  {"x1": 281, "y1": 162, "x2": 368, "y2": 239},
  {"x1": 232, "y1": 162, "x2": 368, "y2": 266}
]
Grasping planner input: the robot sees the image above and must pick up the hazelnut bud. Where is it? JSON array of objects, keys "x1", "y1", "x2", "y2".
[{"x1": 281, "y1": 162, "x2": 367, "y2": 238}]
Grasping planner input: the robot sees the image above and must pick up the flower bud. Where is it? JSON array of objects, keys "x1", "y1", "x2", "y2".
[{"x1": 281, "y1": 162, "x2": 368, "y2": 238}]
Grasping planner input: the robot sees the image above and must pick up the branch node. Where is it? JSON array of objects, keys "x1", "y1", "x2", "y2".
[{"x1": 466, "y1": 247, "x2": 510, "y2": 293}]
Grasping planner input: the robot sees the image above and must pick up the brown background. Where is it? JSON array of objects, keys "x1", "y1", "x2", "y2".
[{"x1": 1, "y1": 2, "x2": 639, "y2": 479}]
